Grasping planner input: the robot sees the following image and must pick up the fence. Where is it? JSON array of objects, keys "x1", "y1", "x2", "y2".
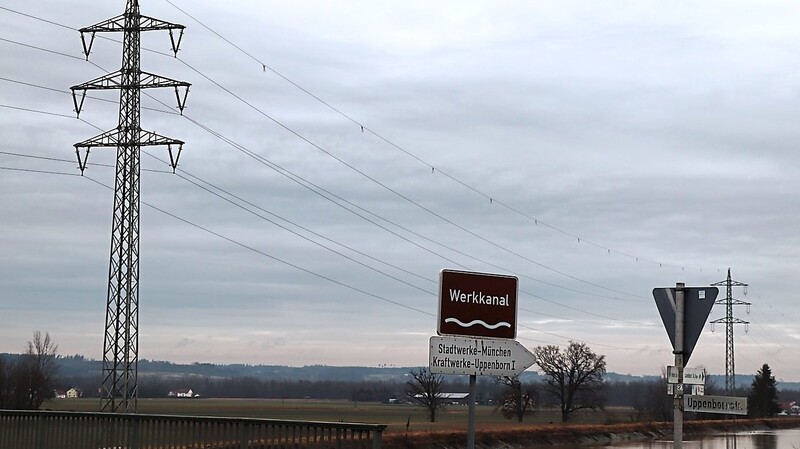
[{"x1": 0, "y1": 410, "x2": 386, "y2": 449}]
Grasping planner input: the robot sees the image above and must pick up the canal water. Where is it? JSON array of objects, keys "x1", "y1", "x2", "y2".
[{"x1": 603, "y1": 428, "x2": 800, "y2": 449}]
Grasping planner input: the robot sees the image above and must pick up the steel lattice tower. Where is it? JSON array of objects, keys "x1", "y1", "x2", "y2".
[
  {"x1": 71, "y1": 0, "x2": 190, "y2": 412},
  {"x1": 711, "y1": 269, "x2": 749, "y2": 392}
]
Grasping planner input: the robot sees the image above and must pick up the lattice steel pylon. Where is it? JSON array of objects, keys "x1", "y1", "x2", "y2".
[
  {"x1": 710, "y1": 268, "x2": 749, "y2": 392},
  {"x1": 70, "y1": 0, "x2": 190, "y2": 413}
]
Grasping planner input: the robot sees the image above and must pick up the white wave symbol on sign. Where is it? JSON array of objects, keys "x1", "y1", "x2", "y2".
[{"x1": 444, "y1": 318, "x2": 511, "y2": 330}]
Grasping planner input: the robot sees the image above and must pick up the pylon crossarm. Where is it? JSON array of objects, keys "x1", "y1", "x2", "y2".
[
  {"x1": 140, "y1": 129, "x2": 184, "y2": 146},
  {"x1": 75, "y1": 129, "x2": 123, "y2": 149},
  {"x1": 71, "y1": 71, "x2": 189, "y2": 93},
  {"x1": 79, "y1": 14, "x2": 184, "y2": 34},
  {"x1": 138, "y1": 15, "x2": 186, "y2": 33},
  {"x1": 79, "y1": 15, "x2": 126, "y2": 35},
  {"x1": 72, "y1": 71, "x2": 124, "y2": 91},
  {"x1": 139, "y1": 72, "x2": 190, "y2": 91}
]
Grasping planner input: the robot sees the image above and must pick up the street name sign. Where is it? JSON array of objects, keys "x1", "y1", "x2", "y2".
[
  {"x1": 429, "y1": 335, "x2": 534, "y2": 376},
  {"x1": 684, "y1": 394, "x2": 746, "y2": 415},
  {"x1": 438, "y1": 269, "x2": 518, "y2": 339},
  {"x1": 667, "y1": 366, "x2": 706, "y2": 385},
  {"x1": 653, "y1": 287, "x2": 718, "y2": 364}
]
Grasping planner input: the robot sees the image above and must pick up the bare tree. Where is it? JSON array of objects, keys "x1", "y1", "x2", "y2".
[
  {"x1": 26, "y1": 331, "x2": 59, "y2": 408},
  {"x1": 406, "y1": 368, "x2": 445, "y2": 422},
  {"x1": 639, "y1": 367, "x2": 672, "y2": 422},
  {"x1": 533, "y1": 341, "x2": 606, "y2": 422},
  {"x1": 496, "y1": 375, "x2": 536, "y2": 422},
  {"x1": 0, "y1": 331, "x2": 59, "y2": 410}
]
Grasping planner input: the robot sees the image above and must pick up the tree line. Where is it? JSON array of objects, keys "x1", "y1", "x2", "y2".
[{"x1": 0, "y1": 334, "x2": 791, "y2": 423}]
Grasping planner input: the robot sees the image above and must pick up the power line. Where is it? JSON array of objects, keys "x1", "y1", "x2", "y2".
[
  {"x1": 171, "y1": 50, "x2": 646, "y2": 300},
  {"x1": 0, "y1": 165, "x2": 80, "y2": 177},
  {"x1": 0, "y1": 73, "x2": 792, "y2": 360},
  {"x1": 4, "y1": 9, "x2": 649, "y2": 302},
  {"x1": 3, "y1": 69, "x2": 657, "y2": 337},
  {"x1": 0, "y1": 76, "x2": 176, "y2": 115},
  {"x1": 4, "y1": 141, "x2": 638, "y2": 352},
  {"x1": 1, "y1": 16, "x2": 724, "y2": 344},
  {"x1": 0, "y1": 103, "x2": 76, "y2": 119},
  {"x1": 4, "y1": 145, "x2": 642, "y2": 352},
  {"x1": 3, "y1": 3, "x2": 653, "y2": 300},
  {"x1": 0, "y1": 147, "x2": 175, "y2": 174},
  {"x1": 3, "y1": 85, "x2": 652, "y2": 334},
  {"x1": 160, "y1": 0, "x2": 720, "y2": 274},
  {"x1": 4, "y1": 12, "x2": 657, "y2": 306},
  {"x1": 0, "y1": 36, "x2": 84, "y2": 61},
  {"x1": 83, "y1": 174, "x2": 436, "y2": 318}
]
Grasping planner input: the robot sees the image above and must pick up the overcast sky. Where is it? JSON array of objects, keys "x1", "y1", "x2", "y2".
[{"x1": 2, "y1": 0, "x2": 800, "y2": 381}]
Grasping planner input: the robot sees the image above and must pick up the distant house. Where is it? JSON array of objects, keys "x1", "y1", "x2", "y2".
[
  {"x1": 54, "y1": 390, "x2": 66, "y2": 399},
  {"x1": 779, "y1": 401, "x2": 800, "y2": 415},
  {"x1": 169, "y1": 388, "x2": 199, "y2": 398},
  {"x1": 66, "y1": 388, "x2": 82, "y2": 399}
]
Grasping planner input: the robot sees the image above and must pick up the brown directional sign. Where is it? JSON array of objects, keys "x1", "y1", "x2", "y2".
[{"x1": 438, "y1": 269, "x2": 518, "y2": 339}]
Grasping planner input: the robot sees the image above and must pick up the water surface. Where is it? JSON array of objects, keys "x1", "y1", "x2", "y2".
[{"x1": 604, "y1": 428, "x2": 800, "y2": 449}]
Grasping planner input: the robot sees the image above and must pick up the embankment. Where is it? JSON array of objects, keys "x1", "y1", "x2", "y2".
[{"x1": 383, "y1": 417, "x2": 800, "y2": 449}]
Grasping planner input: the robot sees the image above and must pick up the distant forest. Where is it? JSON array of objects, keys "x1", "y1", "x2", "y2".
[{"x1": 5, "y1": 353, "x2": 800, "y2": 407}]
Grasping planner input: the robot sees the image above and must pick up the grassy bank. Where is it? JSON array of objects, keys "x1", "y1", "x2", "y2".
[
  {"x1": 44, "y1": 398, "x2": 800, "y2": 447},
  {"x1": 44, "y1": 398, "x2": 637, "y2": 434},
  {"x1": 383, "y1": 418, "x2": 800, "y2": 449}
]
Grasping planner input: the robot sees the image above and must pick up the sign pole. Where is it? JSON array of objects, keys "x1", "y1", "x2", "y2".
[
  {"x1": 467, "y1": 374, "x2": 476, "y2": 449},
  {"x1": 674, "y1": 282, "x2": 685, "y2": 449}
]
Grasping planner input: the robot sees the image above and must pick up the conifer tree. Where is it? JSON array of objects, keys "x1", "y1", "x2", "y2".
[{"x1": 747, "y1": 363, "x2": 780, "y2": 418}]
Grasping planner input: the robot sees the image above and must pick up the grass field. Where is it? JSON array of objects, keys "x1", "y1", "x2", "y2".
[{"x1": 44, "y1": 398, "x2": 638, "y2": 435}]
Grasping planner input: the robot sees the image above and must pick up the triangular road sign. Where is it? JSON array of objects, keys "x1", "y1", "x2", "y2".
[{"x1": 653, "y1": 287, "x2": 719, "y2": 364}]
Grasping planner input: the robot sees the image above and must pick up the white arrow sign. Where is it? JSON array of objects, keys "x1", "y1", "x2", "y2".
[
  {"x1": 429, "y1": 335, "x2": 535, "y2": 376},
  {"x1": 667, "y1": 366, "x2": 706, "y2": 385}
]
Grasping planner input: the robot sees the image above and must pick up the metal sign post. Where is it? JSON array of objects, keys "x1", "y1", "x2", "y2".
[
  {"x1": 673, "y1": 283, "x2": 685, "y2": 449},
  {"x1": 467, "y1": 375, "x2": 476, "y2": 449},
  {"x1": 653, "y1": 284, "x2": 719, "y2": 449}
]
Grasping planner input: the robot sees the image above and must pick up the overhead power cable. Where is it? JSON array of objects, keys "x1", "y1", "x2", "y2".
[
  {"x1": 81, "y1": 175, "x2": 434, "y2": 317},
  {"x1": 2, "y1": 67, "x2": 652, "y2": 331},
  {"x1": 2, "y1": 12, "x2": 681, "y2": 337},
  {"x1": 4, "y1": 3, "x2": 655, "y2": 300},
  {"x1": 0, "y1": 166, "x2": 80, "y2": 177},
  {"x1": 3, "y1": 102, "x2": 645, "y2": 351},
  {"x1": 160, "y1": 0, "x2": 720, "y2": 275},
  {"x1": 89, "y1": 172, "x2": 636, "y2": 349},
  {"x1": 168, "y1": 43, "x2": 647, "y2": 300},
  {"x1": 2, "y1": 11, "x2": 658, "y2": 305},
  {"x1": 2, "y1": 101, "x2": 652, "y2": 336}
]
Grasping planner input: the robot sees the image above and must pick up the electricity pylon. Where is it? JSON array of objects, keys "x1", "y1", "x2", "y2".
[
  {"x1": 71, "y1": 0, "x2": 190, "y2": 413},
  {"x1": 711, "y1": 269, "x2": 749, "y2": 392}
]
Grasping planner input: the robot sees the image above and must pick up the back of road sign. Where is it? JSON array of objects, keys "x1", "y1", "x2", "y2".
[{"x1": 653, "y1": 287, "x2": 718, "y2": 364}]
